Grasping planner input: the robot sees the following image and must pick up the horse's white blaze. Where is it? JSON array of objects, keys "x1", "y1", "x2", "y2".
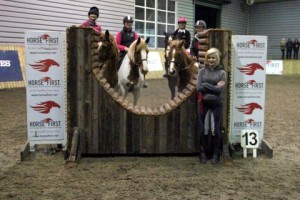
[
  {"x1": 169, "y1": 49, "x2": 176, "y2": 74},
  {"x1": 141, "y1": 49, "x2": 149, "y2": 73},
  {"x1": 97, "y1": 41, "x2": 103, "y2": 51},
  {"x1": 166, "y1": 46, "x2": 170, "y2": 58}
]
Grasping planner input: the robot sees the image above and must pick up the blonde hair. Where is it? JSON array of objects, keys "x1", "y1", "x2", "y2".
[{"x1": 205, "y1": 48, "x2": 221, "y2": 65}]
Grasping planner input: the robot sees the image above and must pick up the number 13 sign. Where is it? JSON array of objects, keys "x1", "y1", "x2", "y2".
[{"x1": 241, "y1": 130, "x2": 259, "y2": 158}]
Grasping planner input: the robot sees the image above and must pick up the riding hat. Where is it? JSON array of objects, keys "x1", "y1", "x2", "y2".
[
  {"x1": 195, "y1": 20, "x2": 206, "y2": 28},
  {"x1": 177, "y1": 17, "x2": 187, "y2": 23},
  {"x1": 88, "y1": 6, "x2": 99, "y2": 17},
  {"x1": 123, "y1": 15, "x2": 134, "y2": 24}
]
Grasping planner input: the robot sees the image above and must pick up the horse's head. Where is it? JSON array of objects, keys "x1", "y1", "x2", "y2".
[
  {"x1": 98, "y1": 30, "x2": 116, "y2": 53},
  {"x1": 167, "y1": 40, "x2": 186, "y2": 76},
  {"x1": 128, "y1": 37, "x2": 150, "y2": 75}
]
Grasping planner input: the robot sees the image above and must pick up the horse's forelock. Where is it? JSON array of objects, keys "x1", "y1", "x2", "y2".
[{"x1": 128, "y1": 39, "x2": 148, "y2": 61}]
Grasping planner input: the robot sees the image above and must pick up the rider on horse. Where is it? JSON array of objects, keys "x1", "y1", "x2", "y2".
[
  {"x1": 163, "y1": 17, "x2": 191, "y2": 78},
  {"x1": 116, "y1": 15, "x2": 148, "y2": 88},
  {"x1": 172, "y1": 17, "x2": 191, "y2": 50}
]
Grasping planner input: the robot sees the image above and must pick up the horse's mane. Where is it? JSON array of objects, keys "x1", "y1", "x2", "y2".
[{"x1": 128, "y1": 38, "x2": 149, "y2": 62}]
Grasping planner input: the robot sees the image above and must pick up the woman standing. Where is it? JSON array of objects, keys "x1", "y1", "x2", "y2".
[
  {"x1": 196, "y1": 48, "x2": 227, "y2": 164},
  {"x1": 280, "y1": 37, "x2": 286, "y2": 60}
]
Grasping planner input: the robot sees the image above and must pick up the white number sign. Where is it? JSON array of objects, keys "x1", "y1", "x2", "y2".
[{"x1": 241, "y1": 130, "x2": 259, "y2": 158}]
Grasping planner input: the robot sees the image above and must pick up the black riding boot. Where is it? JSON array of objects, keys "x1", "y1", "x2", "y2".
[
  {"x1": 199, "y1": 146, "x2": 207, "y2": 164},
  {"x1": 211, "y1": 136, "x2": 221, "y2": 165},
  {"x1": 199, "y1": 134, "x2": 208, "y2": 164}
]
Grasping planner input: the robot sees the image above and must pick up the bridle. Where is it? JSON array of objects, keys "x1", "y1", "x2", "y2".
[
  {"x1": 129, "y1": 49, "x2": 148, "y2": 75},
  {"x1": 168, "y1": 48, "x2": 190, "y2": 72}
]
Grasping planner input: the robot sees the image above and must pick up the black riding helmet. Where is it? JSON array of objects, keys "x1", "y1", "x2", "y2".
[
  {"x1": 88, "y1": 6, "x2": 99, "y2": 17},
  {"x1": 123, "y1": 15, "x2": 134, "y2": 24}
]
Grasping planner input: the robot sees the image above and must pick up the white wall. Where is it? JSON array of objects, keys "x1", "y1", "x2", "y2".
[{"x1": 0, "y1": 0, "x2": 134, "y2": 44}]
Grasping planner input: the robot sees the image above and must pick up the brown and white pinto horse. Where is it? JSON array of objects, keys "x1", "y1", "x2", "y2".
[
  {"x1": 98, "y1": 30, "x2": 119, "y2": 88},
  {"x1": 167, "y1": 39, "x2": 198, "y2": 95},
  {"x1": 117, "y1": 37, "x2": 150, "y2": 105}
]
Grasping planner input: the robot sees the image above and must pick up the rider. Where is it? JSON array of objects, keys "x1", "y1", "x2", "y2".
[
  {"x1": 80, "y1": 6, "x2": 102, "y2": 34},
  {"x1": 190, "y1": 20, "x2": 207, "y2": 68},
  {"x1": 172, "y1": 17, "x2": 191, "y2": 50},
  {"x1": 116, "y1": 15, "x2": 148, "y2": 88},
  {"x1": 163, "y1": 17, "x2": 191, "y2": 78}
]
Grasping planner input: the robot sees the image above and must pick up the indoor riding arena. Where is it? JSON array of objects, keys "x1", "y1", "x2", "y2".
[{"x1": 0, "y1": 28, "x2": 300, "y2": 199}]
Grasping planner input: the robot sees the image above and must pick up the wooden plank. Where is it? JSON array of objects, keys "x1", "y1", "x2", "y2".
[
  {"x1": 111, "y1": 98, "x2": 121, "y2": 154},
  {"x1": 131, "y1": 113, "x2": 141, "y2": 154},
  {"x1": 174, "y1": 107, "x2": 181, "y2": 153},
  {"x1": 261, "y1": 139, "x2": 273, "y2": 158},
  {"x1": 139, "y1": 114, "x2": 147, "y2": 154},
  {"x1": 119, "y1": 108, "x2": 127, "y2": 153},
  {"x1": 20, "y1": 141, "x2": 30, "y2": 162},
  {"x1": 179, "y1": 100, "x2": 189, "y2": 153},
  {"x1": 157, "y1": 113, "x2": 168, "y2": 153},
  {"x1": 86, "y1": 50, "x2": 93, "y2": 153},
  {"x1": 145, "y1": 115, "x2": 155, "y2": 154},
  {"x1": 91, "y1": 76, "x2": 99, "y2": 153},
  {"x1": 75, "y1": 29, "x2": 88, "y2": 153},
  {"x1": 126, "y1": 112, "x2": 133, "y2": 154},
  {"x1": 167, "y1": 109, "x2": 176, "y2": 153},
  {"x1": 188, "y1": 92, "x2": 198, "y2": 153}
]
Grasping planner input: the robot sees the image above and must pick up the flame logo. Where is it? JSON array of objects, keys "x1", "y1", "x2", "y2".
[
  {"x1": 30, "y1": 101, "x2": 60, "y2": 114},
  {"x1": 248, "y1": 39, "x2": 258, "y2": 45},
  {"x1": 39, "y1": 34, "x2": 50, "y2": 40},
  {"x1": 29, "y1": 59, "x2": 59, "y2": 72},
  {"x1": 245, "y1": 119, "x2": 255, "y2": 123},
  {"x1": 247, "y1": 80, "x2": 256, "y2": 85},
  {"x1": 236, "y1": 102, "x2": 262, "y2": 115},
  {"x1": 42, "y1": 118, "x2": 53, "y2": 123},
  {"x1": 40, "y1": 77, "x2": 52, "y2": 82},
  {"x1": 237, "y1": 63, "x2": 264, "y2": 75}
]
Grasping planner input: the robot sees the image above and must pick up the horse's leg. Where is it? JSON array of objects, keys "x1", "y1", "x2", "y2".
[
  {"x1": 133, "y1": 89, "x2": 141, "y2": 106},
  {"x1": 168, "y1": 75, "x2": 177, "y2": 100},
  {"x1": 118, "y1": 83, "x2": 126, "y2": 98},
  {"x1": 163, "y1": 60, "x2": 168, "y2": 78}
]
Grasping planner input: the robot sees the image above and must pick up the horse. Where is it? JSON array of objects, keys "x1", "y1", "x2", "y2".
[
  {"x1": 98, "y1": 30, "x2": 119, "y2": 88},
  {"x1": 167, "y1": 39, "x2": 198, "y2": 94},
  {"x1": 117, "y1": 37, "x2": 150, "y2": 105},
  {"x1": 163, "y1": 31, "x2": 178, "y2": 100}
]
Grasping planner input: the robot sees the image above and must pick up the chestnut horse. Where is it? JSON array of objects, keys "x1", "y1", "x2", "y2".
[
  {"x1": 117, "y1": 37, "x2": 150, "y2": 105},
  {"x1": 167, "y1": 39, "x2": 198, "y2": 97},
  {"x1": 98, "y1": 30, "x2": 119, "y2": 88},
  {"x1": 163, "y1": 31, "x2": 178, "y2": 100}
]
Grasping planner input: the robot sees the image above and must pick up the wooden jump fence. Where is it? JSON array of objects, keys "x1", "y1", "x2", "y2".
[{"x1": 66, "y1": 27, "x2": 231, "y2": 159}]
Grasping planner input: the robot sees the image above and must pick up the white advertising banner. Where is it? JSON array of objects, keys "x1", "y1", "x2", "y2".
[
  {"x1": 148, "y1": 52, "x2": 163, "y2": 71},
  {"x1": 266, "y1": 60, "x2": 283, "y2": 75},
  {"x1": 230, "y1": 35, "x2": 267, "y2": 146},
  {"x1": 25, "y1": 31, "x2": 67, "y2": 150}
]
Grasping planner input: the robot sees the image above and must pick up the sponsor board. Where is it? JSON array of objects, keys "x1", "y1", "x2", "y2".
[
  {"x1": 266, "y1": 60, "x2": 283, "y2": 75},
  {"x1": 25, "y1": 31, "x2": 67, "y2": 150},
  {"x1": 0, "y1": 50, "x2": 23, "y2": 82},
  {"x1": 147, "y1": 52, "x2": 163, "y2": 71},
  {"x1": 230, "y1": 35, "x2": 267, "y2": 146}
]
